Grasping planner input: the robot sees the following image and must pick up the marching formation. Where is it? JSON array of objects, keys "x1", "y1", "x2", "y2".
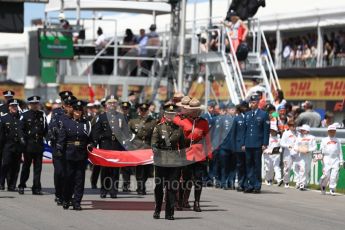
[{"x1": 0, "y1": 89, "x2": 343, "y2": 220}]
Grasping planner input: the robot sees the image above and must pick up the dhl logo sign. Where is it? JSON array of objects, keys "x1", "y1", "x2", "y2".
[{"x1": 280, "y1": 78, "x2": 345, "y2": 100}]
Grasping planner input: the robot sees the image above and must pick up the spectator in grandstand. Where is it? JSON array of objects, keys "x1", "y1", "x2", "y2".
[
  {"x1": 209, "y1": 26, "x2": 220, "y2": 52},
  {"x1": 119, "y1": 29, "x2": 137, "y2": 76},
  {"x1": 95, "y1": 27, "x2": 107, "y2": 53},
  {"x1": 136, "y1": 29, "x2": 149, "y2": 76},
  {"x1": 223, "y1": 11, "x2": 248, "y2": 53},
  {"x1": 144, "y1": 24, "x2": 161, "y2": 74},
  {"x1": 295, "y1": 101, "x2": 321, "y2": 127},
  {"x1": 301, "y1": 44, "x2": 312, "y2": 64},
  {"x1": 273, "y1": 89, "x2": 286, "y2": 110},
  {"x1": 321, "y1": 111, "x2": 335, "y2": 128}
]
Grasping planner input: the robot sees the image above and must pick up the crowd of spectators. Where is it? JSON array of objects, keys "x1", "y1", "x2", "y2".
[{"x1": 92, "y1": 24, "x2": 161, "y2": 76}]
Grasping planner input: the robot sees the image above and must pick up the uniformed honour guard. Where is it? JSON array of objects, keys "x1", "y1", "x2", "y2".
[
  {"x1": 152, "y1": 103, "x2": 186, "y2": 220},
  {"x1": 18, "y1": 96, "x2": 48, "y2": 195},
  {"x1": 57, "y1": 100, "x2": 91, "y2": 210},
  {"x1": 91, "y1": 96, "x2": 131, "y2": 198},
  {"x1": 48, "y1": 91, "x2": 75, "y2": 205},
  {"x1": 0, "y1": 90, "x2": 15, "y2": 116},
  {"x1": 0, "y1": 99, "x2": 25, "y2": 191},
  {"x1": 243, "y1": 95, "x2": 270, "y2": 193},
  {"x1": 128, "y1": 103, "x2": 158, "y2": 195}
]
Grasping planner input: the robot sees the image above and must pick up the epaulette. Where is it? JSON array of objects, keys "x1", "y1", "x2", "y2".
[{"x1": 1, "y1": 113, "x2": 8, "y2": 117}]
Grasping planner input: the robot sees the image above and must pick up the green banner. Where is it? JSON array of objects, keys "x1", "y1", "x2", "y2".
[
  {"x1": 41, "y1": 59, "x2": 56, "y2": 83},
  {"x1": 39, "y1": 31, "x2": 74, "y2": 59}
]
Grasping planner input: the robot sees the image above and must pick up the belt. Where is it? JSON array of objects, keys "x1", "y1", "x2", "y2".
[{"x1": 67, "y1": 141, "x2": 84, "y2": 146}]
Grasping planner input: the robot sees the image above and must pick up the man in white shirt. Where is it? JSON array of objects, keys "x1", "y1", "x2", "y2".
[
  {"x1": 293, "y1": 124, "x2": 317, "y2": 191},
  {"x1": 319, "y1": 125, "x2": 344, "y2": 195}
]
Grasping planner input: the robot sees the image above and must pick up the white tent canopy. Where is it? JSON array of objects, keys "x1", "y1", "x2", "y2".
[{"x1": 45, "y1": 0, "x2": 171, "y2": 15}]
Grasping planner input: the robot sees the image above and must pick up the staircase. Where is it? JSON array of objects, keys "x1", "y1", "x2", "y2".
[{"x1": 189, "y1": 18, "x2": 280, "y2": 104}]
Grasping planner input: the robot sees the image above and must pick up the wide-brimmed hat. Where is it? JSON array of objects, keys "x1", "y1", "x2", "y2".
[
  {"x1": 176, "y1": 96, "x2": 192, "y2": 107},
  {"x1": 184, "y1": 98, "x2": 204, "y2": 110}
]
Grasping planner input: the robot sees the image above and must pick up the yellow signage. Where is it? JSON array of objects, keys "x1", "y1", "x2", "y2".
[{"x1": 280, "y1": 78, "x2": 345, "y2": 100}]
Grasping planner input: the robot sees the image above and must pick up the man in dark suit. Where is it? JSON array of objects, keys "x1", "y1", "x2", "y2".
[{"x1": 243, "y1": 95, "x2": 270, "y2": 193}]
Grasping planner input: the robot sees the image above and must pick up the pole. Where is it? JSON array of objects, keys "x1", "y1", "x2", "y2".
[
  {"x1": 177, "y1": 0, "x2": 186, "y2": 93},
  {"x1": 152, "y1": 10, "x2": 156, "y2": 25},
  {"x1": 76, "y1": 0, "x2": 81, "y2": 28}
]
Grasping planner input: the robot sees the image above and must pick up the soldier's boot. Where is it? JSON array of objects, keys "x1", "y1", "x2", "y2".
[
  {"x1": 18, "y1": 187, "x2": 24, "y2": 195},
  {"x1": 193, "y1": 189, "x2": 202, "y2": 212},
  {"x1": 62, "y1": 201, "x2": 70, "y2": 210},
  {"x1": 182, "y1": 189, "x2": 191, "y2": 209},
  {"x1": 153, "y1": 205, "x2": 161, "y2": 219},
  {"x1": 73, "y1": 203, "x2": 82, "y2": 211}
]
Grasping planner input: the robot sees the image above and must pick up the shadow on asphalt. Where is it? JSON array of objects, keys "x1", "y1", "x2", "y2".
[
  {"x1": 81, "y1": 200, "x2": 226, "y2": 212},
  {"x1": 259, "y1": 190, "x2": 283, "y2": 195},
  {"x1": 81, "y1": 200, "x2": 155, "y2": 211},
  {"x1": 0, "y1": 196, "x2": 15, "y2": 199}
]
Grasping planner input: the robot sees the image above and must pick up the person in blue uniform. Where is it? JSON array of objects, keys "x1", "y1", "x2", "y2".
[
  {"x1": 201, "y1": 100, "x2": 217, "y2": 187},
  {"x1": 57, "y1": 100, "x2": 91, "y2": 211},
  {"x1": 222, "y1": 101, "x2": 249, "y2": 191},
  {"x1": 47, "y1": 91, "x2": 75, "y2": 205},
  {"x1": 0, "y1": 90, "x2": 15, "y2": 180},
  {"x1": 0, "y1": 99, "x2": 25, "y2": 191},
  {"x1": 91, "y1": 96, "x2": 131, "y2": 198},
  {"x1": 217, "y1": 102, "x2": 236, "y2": 189},
  {"x1": 18, "y1": 96, "x2": 48, "y2": 195},
  {"x1": 243, "y1": 95, "x2": 270, "y2": 193}
]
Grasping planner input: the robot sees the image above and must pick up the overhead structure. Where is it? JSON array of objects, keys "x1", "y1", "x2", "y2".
[{"x1": 45, "y1": 0, "x2": 171, "y2": 15}]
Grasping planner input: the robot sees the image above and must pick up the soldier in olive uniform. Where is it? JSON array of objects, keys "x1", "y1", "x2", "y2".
[
  {"x1": 57, "y1": 100, "x2": 91, "y2": 211},
  {"x1": 18, "y1": 96, "x2": 48, "y2": 195},
  {"x1": 91, "y1": 96, "x2": 131, "y2": 198},
  {"x1": 128, "y1": 103, "x2": 158, "y2": 195},
  {"x1": 0, "y1": 99, "x2": 25, "y2": 191},
  {"x1": 48, "y1": 91, "x2": 76, "y2": 205},
  {"x1": 152, "y1": 104, "x2": 186, "y2": 220}
]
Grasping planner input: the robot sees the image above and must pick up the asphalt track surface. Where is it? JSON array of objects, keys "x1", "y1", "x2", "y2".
[{"x1": 0, "y1": 164, "x2": 344, "y2": 230}]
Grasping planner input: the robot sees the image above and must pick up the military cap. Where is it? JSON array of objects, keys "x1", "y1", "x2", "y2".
[
  {"x1": 100, "y1": 98, "x2": 106, "y2": 107},
  {"x1": 59, "y1": 91, "x2": 73, "y2": 99},
  {"x1": 121, "y1": 101, "x2": 130, "y2": 109},
  {"x1": 87, "y1": 102, "x2": 94, "y2": 108},
  {"x1": 27, "y1": 96, "x2": 41, "y2": 103},
  {"x1": 227, "y1": 102, "x2": 236, "y2": 109},
  {"x1": 8, "y1": 98, "x2": 19, "y2": 106},
  {"x1": 106, "y1": 95, "x2": 118, "y2": 104},
  {"x1": 72, "y1": 100, "x2": 86, "y2": 111},
  {"x1": 3, "y1": 90, "x2": 15, "y2": 97},
  {"x1": 63, "y1": 95, "x2": 77, "y2": 105},
  {"x1": 164, "y1": 104, "x2": 178, "y2": 113},
  {"x1": 208, "y1": 100, "x2": 216, "y2": 107},
  {"x1": 240, "y1": 101, "x2": 249, "y2": 108},
  {"x1": 137, "y1": 103, "x2": 150, "y2": 111},
  {"x1": 249, "y1": 94, "x2": 260, "y2": 102},
  {"x1": 219, "y1": 102, "x2": 227, "y2": 110}
]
